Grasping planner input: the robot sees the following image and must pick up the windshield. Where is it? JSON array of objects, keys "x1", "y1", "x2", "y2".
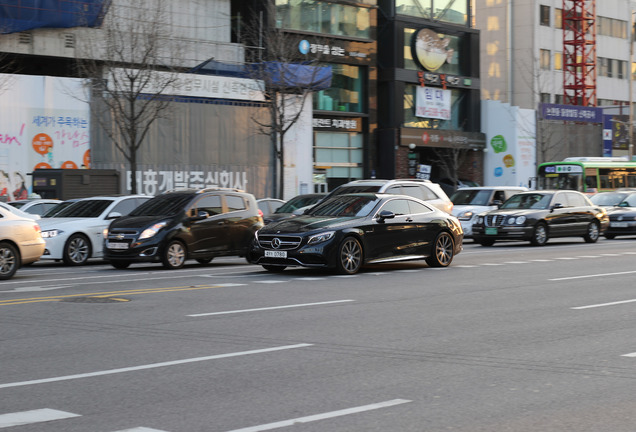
[
  {"x1": 275, "y1": 195, "x2": 324, "y2": 213},
  {"x1": 590, "y1": 192, "x2": 628, "y2": 206},
  {"x1": 129, "y1": 194, "x2": 193, "y2": 217},
  {"x1": 619, "y1": 194, "x2": 636, "y2": 207},
  {"x1": 53, "y1": 199, "x2": 113, "y2": 218},
  {"x1": 42, "y1": 202, "x2": 73, "y2": 217},
  {"x1": 450, "y1": 189, "x2": 492, "y2": 206},
  {"x1": 501, "y1": 193, "x2": 553, "y2": 210},
  {"x1": 307, "y1": 195, "x2": 378, "y2": 217}
]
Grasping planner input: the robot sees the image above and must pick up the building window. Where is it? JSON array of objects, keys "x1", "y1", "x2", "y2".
[
  {"x1": 554, "y1": 52, "x2": 562, "y2": 70},
  {"x1": 275, "y1": 0, "x2": 371, "y2": 39},
  {"x1": 607, "y1": 58, "x2": 614, "y2": 78},
  {"x1": 540, "y1": 5, "x2": 550, "y2": 26},
  {"x1": 540, "y1": 49, "x2": 551, "y2": 70},
  {"x1": 314, "y1": 131, "x2": 363, "y2": 181},
  {"x1": 554, "y1": 94, "x2": 564, "y2": 104},
  {"x1": 313, "y1": 64, "x2": 365, "y2": 113},
  {"x1": 555, "y1": 8, "x2": 562, "y2": 29},
  {"x1": 599, "y1": 57, "x2": 608, "y2": 77},
  {"x1": 540, "y1": 93, "x2": 551, "y2": 104},
  {"x1": 632, "y1": 62, "x2": 636, "y2": 80},
  {"x1": 396, "y1": 0, "x2": 469, "y2": 26},
  {"x1": 618, "y1": 60, "x2": 627, "y2": 79}
]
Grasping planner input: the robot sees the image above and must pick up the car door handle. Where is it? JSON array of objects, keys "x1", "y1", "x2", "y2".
[{"x1": 405, "y1": 218, "x2": 413, "y2": 222}]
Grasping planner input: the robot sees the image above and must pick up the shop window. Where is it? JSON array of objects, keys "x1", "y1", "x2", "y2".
[
  {"x1": 434, "y1": 0, "x2": 468, "y2": 26},
  {"x1": 403, "y1": 84, "x2": 464, "y2": 130},
  {"x1": 396, "y1": 0, "x2": 432, "y2": 19},
  {"x1": 313, "y1": 64, "x2": 365, "y2": 113}
]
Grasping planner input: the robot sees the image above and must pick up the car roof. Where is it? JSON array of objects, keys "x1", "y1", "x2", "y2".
[{"x1": 454, "y1": 186, "x2": 528, "y2": 191}]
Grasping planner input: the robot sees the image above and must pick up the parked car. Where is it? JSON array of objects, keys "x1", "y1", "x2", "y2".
[
  {"x1": 257, "y1": 198, "x2": 286, "y2": 217},
  {"x1": 472, "y1": 190, "x2": 609, "y2": 246},
  {"x1": 451, "y1": 186, "x2": 528, "y2": 237},
  {"x1": 8, "y1": 199, "x2": 62, "y2": 216},
  {"x1": 0, "y1": 206, "x2": 45, "y2": 279},
  {"x1": 247, "y1": 193, "x2": 463, "y2": 275},
  {"x1": 602, "y1": 192, "x2": 636, "y2": 239},
  {"x1": 320, "y1": 179, "x2": 453, "y2": 214},
  {"x1": 0, "y1": 202, "x2": 40, "y2": 221},
  {"x1": 38, "y1": 195, "x2": 152, "y2": 265},
  {"x1": 104, "y1": 188, "x2": 264, "y2": 269},
  {"x1": 263, "y1": 193, "x2": 327, "y2": 224},
  {"x1": 434, "y1": 177, "x2": 481, "y2": 197}
]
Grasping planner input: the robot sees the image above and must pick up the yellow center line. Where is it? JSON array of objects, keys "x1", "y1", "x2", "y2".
[{"x1": 0, "y1": 285, "x2": 225, "y2": 306}]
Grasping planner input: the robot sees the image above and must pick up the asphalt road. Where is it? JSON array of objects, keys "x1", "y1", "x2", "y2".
[{"x1": 2, "y1": 237, "x2": 636, "y2": 431}]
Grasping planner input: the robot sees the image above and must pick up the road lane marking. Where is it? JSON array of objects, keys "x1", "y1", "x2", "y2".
[
  {"x1": 252, "y1": 280, "x2": 286, "y2": 284},
  {"x1": 550, "y1": 270, "x2": 636, "y2": 281},
  {"x1": 621, "y1": 352, "x2": 636, "y2": 357},
  {"x1": 0, "y1": 284, "x2": 244, "y2": 306},
  {"x1": 504, "y1": 261, "x2": 528, "y2": 264},
  {"x1": 0, "y1": 344, "x2": 312, "y2": 389},
  {"x1": 225, "y1": 399, "x2": 412, "y2": 432},
  {"x1": 571, "y1": 298, "x2": 636, "y2": 309},
  {"x1": 555, "y1": 257, "x2": 577, "y2": 260},
  {"x1": 188, "y1": 300, "x2": 355, "y2": 317},
  {"x1": 0, "y1": 409, "x2": 80, "y2": 428},
  {"x1": 111, "y1": 428, "x2": 169, "y2": 432}
]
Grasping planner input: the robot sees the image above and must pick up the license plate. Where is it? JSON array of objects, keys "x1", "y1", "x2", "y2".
[
  {"x1": 265, "y1": 250, "x2": 287, "y2": 258},
  {"x1": 485, "y1": 227, "x2": 498, "y2": 235},
  {"x1": 107, "y1": 242, "x2": 129, "y2": 250},
  {"x1": 611, "y1": 222, "x2": 628, "y2": 228}
]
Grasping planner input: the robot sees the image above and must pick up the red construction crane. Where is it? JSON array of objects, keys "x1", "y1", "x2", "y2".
[{"x1": 562, "y1": 0, "x2": 597, "y2": 106}]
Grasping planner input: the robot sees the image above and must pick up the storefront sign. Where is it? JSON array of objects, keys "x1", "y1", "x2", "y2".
[
  {"x1": 412, "y1": 28, "x2": 454, "y2": 72},
  {"x1": 313, "y1": 116, "x2": 362, "y2": 132},
  {"x1": 298, "y1": 39, "x2": 372, "y2": 63},
  {"x1": 540, "y1": 103, "x2": 602, "y2": 123},
  {"x1": 401, "y1": 128, "x2": 486, "y2": 150},
  {"x1": 415, "y1": 87, "x2": 451, "y2": 120}
]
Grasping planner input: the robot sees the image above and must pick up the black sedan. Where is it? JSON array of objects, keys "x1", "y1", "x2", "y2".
[
  {"x1": 247, "y1": 193, "x2": 463, "y2": 274},
  {"x1": 604, "y1": 193, "x2": 636, "y2": 239},
  {"x1": 472, "y1": 190, "x2": 609, "y2": 246}
]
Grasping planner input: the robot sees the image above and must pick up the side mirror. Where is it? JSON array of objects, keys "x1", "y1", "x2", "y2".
[
  {"x1": 619, "y1": 201, "x2": 629, "y2": 207},
  {"x1": 376, "y1": 210, "x2": 395, "y2": 223},
  {"x1": 189, "y1": 210, "x2": 209, "y2": 221},
  {"x1": 106, "y1": 211, "x2": 122, "y2": 220},
  {"x1": 550, "y1": 203, "x2": 564, "y2": 211},
  {"x1": 490, "y1": 200, "x2": 503, "y2": 208}
]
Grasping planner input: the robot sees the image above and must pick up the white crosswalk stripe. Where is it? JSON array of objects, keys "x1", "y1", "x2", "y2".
[{"x1": 0, "y1": 409, "x2": 80, "y2": 428}]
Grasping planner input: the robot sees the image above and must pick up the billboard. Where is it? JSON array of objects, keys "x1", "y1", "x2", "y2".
[{"x1": 0, "y1": 74, "x2": 90, "y2": 201}]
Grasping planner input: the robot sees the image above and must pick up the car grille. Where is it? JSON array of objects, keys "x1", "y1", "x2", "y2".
[
  {"x1": 258, "y1": 234, "x2": 302, "y2": 250},
  {"x1": 484, "y1": 215, "x2": 506, "y2": 227}
]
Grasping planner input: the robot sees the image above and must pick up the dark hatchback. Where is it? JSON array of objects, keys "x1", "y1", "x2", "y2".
[
  {"x1": 603, "y1": 192, "x2": 636, "y2": 239},
  {"x1": 104, "y1": 188, "x2": 264, "y2": 269},
  {"x1": 472, "y1": 190, "x2": 609, "y2": 246},
  {"x1": 247, "y1": 193, "x2": 463, "y2": 275}
]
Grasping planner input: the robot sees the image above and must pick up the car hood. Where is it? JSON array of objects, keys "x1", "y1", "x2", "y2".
[
  {"x1": 38, "y1": 217, "x2": 101, "y2": 230},
  {"x1": 264, "y1": 212, "x2": 295, "y2": 224},
  {"x1": 109, "y1": 215, "x2": 170, "y2": 229},
  {"x1": 452, "y1": 205, "x2": 492, "y2": 217},
  {"x1": 485, "y1": 208, "x2": 546, "y2": 217},
  {"x1": 261, "y1": 215, "x2": 358, "y2": 233},
  {"x1": 607, "y1": 207, "x2": 636, "y2": 217}
]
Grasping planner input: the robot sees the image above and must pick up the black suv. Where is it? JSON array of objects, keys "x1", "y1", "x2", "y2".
[{"x1": 103, "y1": 188, "x2": 264, "y2": 269}]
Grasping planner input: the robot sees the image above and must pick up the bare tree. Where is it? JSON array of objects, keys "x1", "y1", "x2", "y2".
[
  {"x1": 75, "y1": 0, "x2": 182, "y2": 194},
  {"x1": 240, "y1": 6, "x2": 331, "y2": 199}
]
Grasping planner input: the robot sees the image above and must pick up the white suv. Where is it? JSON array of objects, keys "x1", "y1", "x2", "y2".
[
  {"x1": 324, "y1": 179, "x2": 454, "y2": 213},
  {"x1": 450, "y1": 186, "x2": 528, "y2": 237}
]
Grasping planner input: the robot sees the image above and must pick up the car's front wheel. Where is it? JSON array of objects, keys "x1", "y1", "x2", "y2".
[
  {"x1": 63, "y1": 234, "x2": 91, "y2": 265},
  {"x1": 530, "y1": 222, "x2": 548, "y2": 246},
  {"x1": 583, "y1": 221, "x2": 600, "y2": 243},
  {"x1": 196, "y1": 258, "x2": 213, "y2": 265},
  {"x1": 0, "y1": 242, "x2": 19, "y2": 280},
  {"x1": 263, "y1": 265, "x2": 286, "y2": 272},
  {"x1": 110, "y1": 261, "x2": 131, "y2": 269},
  {"x1": 336, "y1": 236, "x2": 363, "y2": 275},
  {"x1": 425, "y1": 232, "x2": 455, "y2": 267},
  {"x1": 162, "y1": 240, "x2": 186, "y2": 269}
]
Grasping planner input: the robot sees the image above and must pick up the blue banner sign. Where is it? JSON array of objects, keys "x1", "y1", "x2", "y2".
[{"x1": 541, "y1": 103, "x2": 603, "y2": 123}]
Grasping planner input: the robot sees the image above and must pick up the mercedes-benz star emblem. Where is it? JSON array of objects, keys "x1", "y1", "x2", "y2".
[{"x1": 272, "y1": 238, "x2": 281, "y2": 249}]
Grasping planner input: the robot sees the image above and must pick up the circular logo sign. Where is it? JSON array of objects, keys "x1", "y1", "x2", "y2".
[
  {"x1": 412, "y1": 28, "x2": 454, "y2": 72},
  {"x1": 299, "y1": 40, "x2": 310, "y2": 55}
]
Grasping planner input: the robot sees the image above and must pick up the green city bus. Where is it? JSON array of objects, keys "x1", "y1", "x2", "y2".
[{"x1": 536, "y1": 157, "x2": 636, "y2": 193}]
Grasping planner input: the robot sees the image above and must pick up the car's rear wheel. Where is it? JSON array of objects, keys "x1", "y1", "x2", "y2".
[
  {"x1": 425, "y1": 232, "x2": 455, "y2": 267},
  {"x1": 196, "y1": 258, "x2": 213, "y2": 265},
  {"x1": 110, "y1": 261, "x2": 131, "y2": 269},
  {"x1": 263, "y1": 265, "x2": 286, "y2": 272},
  {"x1": 336, "y1": 236, "x2": 363, "y2": 275},
  {"x1": 162, "y1": 240, "x2": 186, "y2": 269},
  {"x1": 583, "y1": 221, "x2": 600, "y2": 243},
  {"x1": 0, "y1": 242, "x2": 19, "y2": 280},
  {"x1": 530, "y1": 222, "x2": 548, "y2": 246},
  {"x1": 63, "y1": 234, "x2": 91, "y2": 265},
  {"x1": 478, "y1": 238, "x2": 496, "y2": 246}
]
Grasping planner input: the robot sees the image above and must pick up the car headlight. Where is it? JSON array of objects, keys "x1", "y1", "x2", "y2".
[
  {"x1": 307, "y1": 231, "x2": 335, "y2": 245},
  {"x1": 515, "y1": 216, "x2": 526, "y2": 224},
  {"x1": 103, "y1": 228, "x2": 109, "y2": 239},
  {"x1": 458, "y1": 211, "x2": 474, "y2": 221},
  {"x1": 477, "y1": 216, "x2": 484, "y2": 224},
  {"x1": 139, "y1": 222, "x2": 167, "y2": 240},
  {"x1": 41, "y1": 229, "x2": 63, "y2": 238}
]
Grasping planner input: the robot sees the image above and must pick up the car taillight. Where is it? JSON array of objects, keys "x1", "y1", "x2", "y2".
[
  {"x1": 34, "y1": 224, "x2": 42, "y2": 235},
  {"x1": 258, "y1": 209, "x2": 264, "y2": 218}
]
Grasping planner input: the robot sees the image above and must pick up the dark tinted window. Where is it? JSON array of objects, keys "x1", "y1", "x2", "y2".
[
  {"x1": 53, "y1": 200, "x2": 113, "y2": 217},
  {"x1": 129, "y1": 194, "x2": 194, "y2": 217},
  {"x1": 451, "y1": 189, "x2": 492, "y2": 206},
  {"x1": 331, "y1": 185, "x2": 382, "y2": 196},
  {"x1": 501, "y1": 193, "x2": 552, "y2": 210},
  {"x1": 227, "y1": 195, "x2": 247, "y2": 212},
  {"x1": 308, "y1": 195, "x2": 378, "y2": 217},
  {"x1": 195, "y1": 195, "x2": 222, "y2": 215},
  {"x1": 276, "y1": 195, "x2": 324, "y2": 213}
]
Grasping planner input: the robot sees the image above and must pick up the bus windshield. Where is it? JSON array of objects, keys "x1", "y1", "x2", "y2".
[{"x1": 537, "y1": 159, "x2": 636, "y2": 193}]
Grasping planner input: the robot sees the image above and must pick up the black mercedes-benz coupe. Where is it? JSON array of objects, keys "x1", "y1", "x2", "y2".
[{"x1": 247, "y1": 193, "x2": 463, "y2": 275}]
